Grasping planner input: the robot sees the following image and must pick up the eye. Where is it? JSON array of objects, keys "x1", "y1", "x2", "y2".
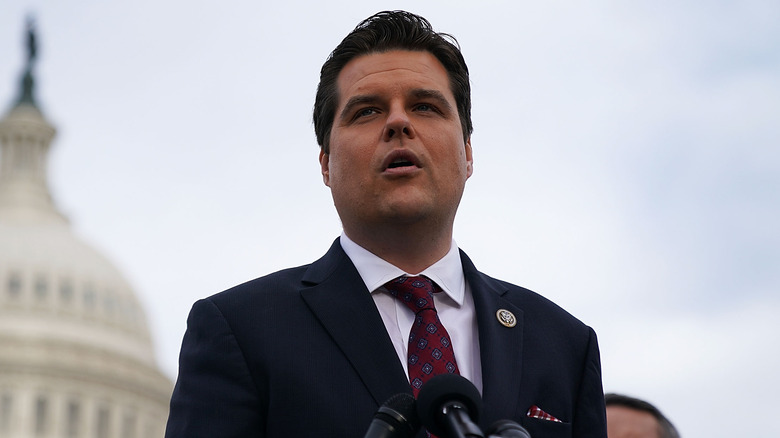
[
  {"x1": 354, "y1": 107, "x2": 379, "y2": 119},
  {"x1": 414, "y1": 103, "x2": 439, "y2": 113}
]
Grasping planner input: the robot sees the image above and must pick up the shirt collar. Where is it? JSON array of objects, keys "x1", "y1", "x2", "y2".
[{"x1": 339, "y1": 232, "x2": 465, "y2": 306}]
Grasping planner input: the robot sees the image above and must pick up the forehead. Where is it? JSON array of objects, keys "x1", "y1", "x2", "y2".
[
  {"x1": 335, "y1": 50, "x2": 453, "y2": 104},
  {"x1": 606, "y1": 406, "x2": 661, "y2": 438}
]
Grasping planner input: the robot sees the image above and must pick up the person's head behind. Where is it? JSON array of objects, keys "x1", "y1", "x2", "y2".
[
  {"x1": 605, "y1": 393, "x2": 680, "y2": 438},
  {"x1": 313, "y1": 10, "x2": 472, "y2": 153}
]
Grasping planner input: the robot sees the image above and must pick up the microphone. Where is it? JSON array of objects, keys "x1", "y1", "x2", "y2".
[
  {"x1": 485, "y1": 420, "x2": 532, "y2": 438},
  {"x1": 364, "y1": 392, "x2": 421, "y2": 438},
  {"x1": 416, "y1": 374, "x2": 484, "y2": 438}
]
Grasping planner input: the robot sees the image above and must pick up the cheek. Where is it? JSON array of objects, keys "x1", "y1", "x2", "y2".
[
  {"x1": 439, "y1": 136, "x2": 471, "y2": 177},
  {"x1": 328, "y1": 148, "x2": 367, "y2": 186}
]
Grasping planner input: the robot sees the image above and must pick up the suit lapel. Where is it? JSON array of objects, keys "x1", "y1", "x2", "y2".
[
  {"x1": 298, "y1": 242, "x2": 525, "y2": 431},
  {"x1": 461, "y1": 251, "x2": 525, "y2": 425},
  {"x1": 299, "y1": 240, "x2": 412, "y2": 406}
]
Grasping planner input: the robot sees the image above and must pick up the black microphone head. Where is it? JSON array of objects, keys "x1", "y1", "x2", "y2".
[
  {"x1": 416, "y1": 374, "x2": 482, "y2": 436},
  {"x1": 374, "y1": 393, "x2": 421, "y2": 438},
  {"x1": 486, "y1": 419, "x2": 532, "y2": 438}
]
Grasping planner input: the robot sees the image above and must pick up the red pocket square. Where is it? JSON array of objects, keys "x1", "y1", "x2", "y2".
[{"x1": 526, "y1": 405, "x2": 563, "y2": 423}]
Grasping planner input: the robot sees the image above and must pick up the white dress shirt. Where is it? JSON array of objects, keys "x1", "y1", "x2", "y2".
[{"x1": 339, "y1": 233, "x2": 483, "y2": 393}]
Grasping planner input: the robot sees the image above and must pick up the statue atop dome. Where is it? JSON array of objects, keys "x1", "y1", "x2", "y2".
[{"x1": 16, "y1": 16, "x2": 39, "y2": 107}]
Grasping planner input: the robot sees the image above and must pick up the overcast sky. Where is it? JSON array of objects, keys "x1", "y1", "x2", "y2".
[{"x1": 2, "y1": 1, "x2": 779, "y2": 436}]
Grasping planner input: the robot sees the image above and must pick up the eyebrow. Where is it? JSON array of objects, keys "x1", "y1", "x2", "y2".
[
  {"x1": 338, "y1": 88, "x2": 455, "y2": 122},
  {"x1": 339, "y1": 95, "x2": 380, "y2": 122},
  {"x1": 410, "y1": 89, "x2": 454, "y2": 113}
]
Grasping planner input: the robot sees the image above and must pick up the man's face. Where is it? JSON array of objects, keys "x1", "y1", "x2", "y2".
[
  {"x1": 320, "y1": 50, "x2": 473, "y2": 235},
  {"x1": 606, "y1": 406, "x2": 661, "y2": 438}
]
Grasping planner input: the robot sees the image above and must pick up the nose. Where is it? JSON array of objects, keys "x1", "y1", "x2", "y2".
[{"x1": 382, "y1": 106, "x2": 416, "y2": 141}]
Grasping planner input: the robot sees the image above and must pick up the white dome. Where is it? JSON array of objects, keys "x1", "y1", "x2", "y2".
[
  {"x1": 0, "y1": 94, "x2": 171, "y2": 436},
  {"x1": 0, "y1": 104, "x2": 156, "y2": 365},
  {"x1": 0, "y1": 219, "x2": 156, "y2": 367}
]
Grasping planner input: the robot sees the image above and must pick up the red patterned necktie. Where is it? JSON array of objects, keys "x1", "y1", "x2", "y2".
[{"x1": 384, "y1": 275, "x2": 460, "y2": 397}]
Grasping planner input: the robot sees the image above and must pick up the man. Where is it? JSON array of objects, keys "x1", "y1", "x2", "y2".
[
  {"x1": 606, "y1": 393, "x2": 679, "y2": 438},
  {"x1": 165, "y1": 11, "x2": 606, "y2": 438}
]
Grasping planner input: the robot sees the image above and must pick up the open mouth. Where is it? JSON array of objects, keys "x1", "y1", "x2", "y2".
[
  {"x1": 383, "y1": 150, "x2": 420, "y2": 171},
  {"x1": 387, "y1": 159, "x2": 415, "y2": 169}
]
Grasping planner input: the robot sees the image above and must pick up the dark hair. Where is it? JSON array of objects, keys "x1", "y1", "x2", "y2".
[
  {"x1": 605, "y1": 393, "x2": 680, "y2": 438},
  {"x1": 313, "y1": 10, "x2": 472, "y2": 153}
]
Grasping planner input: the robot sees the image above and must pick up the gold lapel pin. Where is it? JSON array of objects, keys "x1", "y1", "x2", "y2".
[{"x1": 496, "y1": 309, "x2": 517, "y2": 328}]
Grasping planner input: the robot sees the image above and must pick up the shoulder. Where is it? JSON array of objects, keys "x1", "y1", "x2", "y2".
[
  {"x1": 182, "y1": 263, "x2": 321, "y2": 349},
  {"x1": 466, "y1": 262, "x2": 595, "y2": 348},
  {"x1": 493, "y1": 275, "x2": 586, "y2": 330},
  {"x1": 490, "y1": 274, "x2": 590, "y2": 335},
  {"x1": 203, "y1": 264, "x2": 312, "y2": 311},
  {"x1": 460, "y1": 249, "x2": 588, "y2": 331},
  {"x1": 187, "y1": 239, "x2": 355, "y2": 329},
  {"x1": 460, "y1": 251, "x2": 582, "y2": 324}
]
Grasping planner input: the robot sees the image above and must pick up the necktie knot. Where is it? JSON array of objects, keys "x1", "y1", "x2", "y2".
[{"x1": 384, "y1": 275, "x2": 440, "y2": 314}]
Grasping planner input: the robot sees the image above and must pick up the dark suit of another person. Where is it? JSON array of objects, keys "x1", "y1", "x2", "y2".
[{"x1": 164, "y1": 240, "x2": 606, "y2": 437}]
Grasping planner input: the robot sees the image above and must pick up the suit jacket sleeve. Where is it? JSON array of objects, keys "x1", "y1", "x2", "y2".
[
  {"x1": 574, "y1": 327, "x2": 607, "y2": 437},
  {"x1": 165, "y1": 298, "x2": 264, "y2": 438}
]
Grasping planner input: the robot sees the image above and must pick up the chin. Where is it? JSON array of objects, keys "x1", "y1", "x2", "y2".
[{"x1": 381, "y1": 202, "x2": 439, "y2": 225}]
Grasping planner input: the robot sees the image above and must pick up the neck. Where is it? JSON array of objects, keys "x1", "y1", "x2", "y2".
[{"x1": 344, "y1": 221, "x2": 454, "y2": 274}]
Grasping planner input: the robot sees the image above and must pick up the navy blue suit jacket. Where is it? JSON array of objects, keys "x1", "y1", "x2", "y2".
[{"x1": 165, "y1": 239, "x2": 606, "y2": 437}]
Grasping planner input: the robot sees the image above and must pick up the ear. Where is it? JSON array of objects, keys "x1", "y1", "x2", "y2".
[
  {"x1": 464, "y1": 137, "x2": 474, "y2": 179},
  {"x1": 319, "y1": 149, "x2": 330, "y2": 187}
]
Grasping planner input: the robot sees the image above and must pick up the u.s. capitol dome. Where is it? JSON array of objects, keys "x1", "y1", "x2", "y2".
[{"x1": 0, "y1": 23, "x2": 172, "y2": 438}]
